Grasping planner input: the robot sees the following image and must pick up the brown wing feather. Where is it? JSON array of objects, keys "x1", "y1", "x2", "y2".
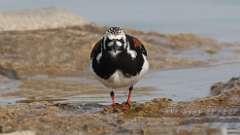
[
  {"x1": 127, "y1": 35, "x2": 147, "y2": 56},
  {"x1": 132, "y1": 38, "x2": 142, "y2": 48}
]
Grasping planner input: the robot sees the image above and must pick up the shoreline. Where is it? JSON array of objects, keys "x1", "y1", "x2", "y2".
[
  {"x1": 0, "y1": 77, "x2": 239, "y2": 135},
  {"x1": 0, "y1": 8, "x2": 239, "y2": 135}
]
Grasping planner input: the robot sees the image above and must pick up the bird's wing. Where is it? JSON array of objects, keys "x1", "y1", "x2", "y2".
[
  {"x1": 90, "y1": 38, "x2": 103, "y2": 59},
  {"x1": 126, "y1": 34, "x2": 147, "y2": 56}
]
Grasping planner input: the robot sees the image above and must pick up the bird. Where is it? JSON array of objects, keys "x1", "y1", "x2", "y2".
[{"x1": 90, "y1": 26, "x2": 149, "y2": 109}]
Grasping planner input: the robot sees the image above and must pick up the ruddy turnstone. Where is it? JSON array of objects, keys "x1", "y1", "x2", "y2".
[{"x1": 90, "y1": 27, "x2": 149, "y2": 108}]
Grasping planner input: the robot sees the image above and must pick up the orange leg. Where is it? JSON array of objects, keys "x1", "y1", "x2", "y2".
[{"x1": 126, "y1": 86, "x2": 133, "y2": 105}]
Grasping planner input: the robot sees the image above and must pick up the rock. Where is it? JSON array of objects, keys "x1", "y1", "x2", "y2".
[
  {"x1": 0, "y1": 7, "x2": 92, "y2": 31},
  {"x1": 0, "y1": 131, "x2": 35, "y2": 135},
  {"x1": 0, "y1": 66, "x2": 19, "y2": 80},
  {"x1": 211, "y1": 77, "x2": 240, "y2": 95},
  {"x1": 210, "y1": 82, "x2": 224, "y2": 96}
]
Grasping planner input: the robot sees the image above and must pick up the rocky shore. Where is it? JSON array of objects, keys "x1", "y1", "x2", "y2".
[
  {"x1": 0, "y1": 77, "x2": 239, "y2": 135},
  {"x1": 0, "y1": 8, "x2": 239, "y2": 135},
  {"x1": 1, "y1": 24, "x2": 239, "y2": 76}
]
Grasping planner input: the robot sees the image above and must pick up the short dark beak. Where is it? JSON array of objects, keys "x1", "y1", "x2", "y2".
[{"x1": 113, "y1": 45, "x2": 118, "y2": 52}]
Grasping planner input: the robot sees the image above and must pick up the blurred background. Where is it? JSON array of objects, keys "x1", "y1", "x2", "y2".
[{"x1": 0, "y1": 0, "x2": 239, "y2": 42}]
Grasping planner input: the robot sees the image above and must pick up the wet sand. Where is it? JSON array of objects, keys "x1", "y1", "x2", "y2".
[{"x1": 0, "y1": 77, "x2": 239, "y2": 135}]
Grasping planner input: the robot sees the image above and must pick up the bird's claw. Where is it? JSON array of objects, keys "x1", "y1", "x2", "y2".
[{"x1": 103, "y1": 102, "x2": 131, "y2": 112}]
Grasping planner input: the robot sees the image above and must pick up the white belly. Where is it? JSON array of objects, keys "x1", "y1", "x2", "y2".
[{"x1": 100, "y1": 70, "x2": 140, "y2": 88}]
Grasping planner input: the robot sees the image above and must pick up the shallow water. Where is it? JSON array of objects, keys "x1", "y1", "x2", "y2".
[
  {"x1": 1, "y1": 62, "x2": 240, "y2": 104},
  {"x1": 0, "y1": 80, "x2": 21, "y2": 93},
  {"x1": 57, "y1": 62, "x2": 240, "y2": 104},
  {"x1": 0, "y1": 0, "x2": 240, "y2": 42},
  {"x1": 140, "y1": 62, "x2": 240, "y2": 101},
  {"x1": 0, "y1": 97, "x2": 25, "y2": 105},
  {"x1": 0, "y1": 80, "x2": 22, "y2": 104},
  {"x1": 0, "y1": 63, "x2": 240, "y2": 130}
]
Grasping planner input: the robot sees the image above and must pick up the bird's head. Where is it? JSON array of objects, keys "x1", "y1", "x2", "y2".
[{"x1": 103, "y1": 27, "x2": 127, "y2": 56}]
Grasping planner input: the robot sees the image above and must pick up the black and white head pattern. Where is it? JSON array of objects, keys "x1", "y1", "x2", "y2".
[{"x1": 103, "y1": 27, "x2": 128, "y2": 56}]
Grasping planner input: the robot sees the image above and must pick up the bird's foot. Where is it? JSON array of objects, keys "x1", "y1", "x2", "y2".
[
  {"x1": 121, "y1": 101, "x2": 131, "y2": 109},
  {"x1": 112, "y1": 102, "x2": 131, "y2": 111},
  {"x1": 103, "y1": 102, "x2": 131, "y2": 113},
  {"x1": 111, "y1": 103, "x2": 121, "y2": 108}
]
